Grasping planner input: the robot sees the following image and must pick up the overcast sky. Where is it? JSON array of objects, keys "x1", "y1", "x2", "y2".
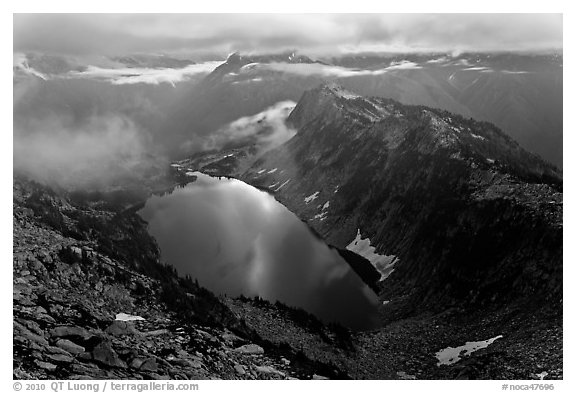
[{"x1": 13, "y1": 14, "x2": 562, "y2": 57}]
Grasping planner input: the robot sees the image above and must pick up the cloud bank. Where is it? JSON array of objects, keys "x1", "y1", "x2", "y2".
[
  {"x1": 254, "y1": 60, "x2": 421, "y2": 78},
  {"x1": 68, "y1": 62, "x2": 222, "y2": 85},
  {"x1": 14, "y1": 14, "x2": 562, "y2": 57},
  {"x1": 204, "y1": 101, "x2": 297, "y2": 152},
  {"x1": 13, "y1": 114, "x2": 156, "y2": 188}
]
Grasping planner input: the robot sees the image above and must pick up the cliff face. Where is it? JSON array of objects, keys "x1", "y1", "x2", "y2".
[{"x1": 241, "y1": 83, "x2": 562, "y2": 316}]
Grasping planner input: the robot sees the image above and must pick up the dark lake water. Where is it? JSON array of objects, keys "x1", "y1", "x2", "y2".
[{"x1": 139, "y1": 172, "x2": 380, "y2": 330}]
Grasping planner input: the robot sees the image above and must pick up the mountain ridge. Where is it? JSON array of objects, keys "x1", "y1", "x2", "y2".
[{"x1": 236, "y1": 83, "x2": 562, "y2": 316}]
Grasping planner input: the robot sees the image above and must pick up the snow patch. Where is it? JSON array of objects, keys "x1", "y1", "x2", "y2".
[
  {"x1": 346, "y1": 229, "x2": 397, "y2": 281},
  {"x1": 304, "y1": 191, "x2": 320, "y2": 204},
  {"x1": 386, "y1": 60, "x2": 422, "y2": 70},
  {"x1": 463, "y1": 66, "x2": 492, "y2": 72},
  {"x1": 535, "y1": 372, "x2": 548, "y2": 380},
  {"x1": 501, "y1": 70, "x2": 529, "y2": 75},
  {"x1": 268, "y1": 168, "x2": 278, "y2": 174},
  {"x1": 275, "y1": 179, "x2": 291, "y2": 191},
  {"x1": 470, "y1": 133, "x2": 486, "y2": 141},
  {"x1": 427, "y1": 57, "x2": 449, "y2": 64},
  {"x1": 314, "y1": 211, "x2": 328, "y2": 221},
  {"x1": 240, "y1": 62, "x2": 260, "y2": 71},
  {"x1": 322, "y1": 201, "x2": 330, "y2": 210},
  {"x1": 231, "y1": 77, "x2": 264, "y2": 85},
  {"x1": 435, "y1": 335, "x2": 503, "y2": 366},
  {"x1": 336, "y1": 89, "x2": 361, "y2": 100},
  {"x1": 115, "y1": 313, "x2": 145, "y2": 322}
]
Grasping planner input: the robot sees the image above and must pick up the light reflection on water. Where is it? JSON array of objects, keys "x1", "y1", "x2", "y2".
[{"x1": 139, "y1": 172, "x2": 380, "y2": 330}]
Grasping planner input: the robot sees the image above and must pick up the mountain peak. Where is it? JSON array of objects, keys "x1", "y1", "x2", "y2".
[
  {"x1": 225, "y1": 51, "x2": 243, "y2": 64},
  {"x1": 287, "y1": 85, "x2": 561, "y2": 184},
  {"x1": 319, "y1": 82, "x2": 361, "y2": 99}
]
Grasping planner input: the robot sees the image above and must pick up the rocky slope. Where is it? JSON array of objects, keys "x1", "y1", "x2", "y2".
[
  {"x1": 227, "y1": 295, "x2": 562, "y2": 379},
  {"x1": 12, "y1": 176, "x2": 345, "y2": 380},
  {"x1": 239, "y1": 83, "x2": 562, "y2": 316},
  {"x1": 329, "y1": 52, "x2": 563, "y2": 167}
]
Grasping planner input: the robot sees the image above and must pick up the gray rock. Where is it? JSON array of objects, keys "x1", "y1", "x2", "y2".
[
  {"x1": 46, "y1": 346, "x2": 72, "y2": 356},
  {"x1": 255, "y1": 365, "x2": 285, "y2": 377},
  {"x1": 234, "y1": 364, "x2": 246, "y2": 375},
  {"x1": 70, "y1": 363, "x2": 108, "y2": 378},
  {"x1": 143, "y1": 329, "x2": 169, "y2": 337},
  {"x1": 234, "y1": 344, "x2": 264, "y2": 355},
  {"x1": 50, "y1": 326, "x2": 94, "y2": 342},
  {"x1": 312, "y1": 374, "x2": 329, "y2": 380},
  {"x1": 221, "y1": 332, "x2": 243, "y2": 343},
  {"x1": 129, "y1": 358, "x2": 145, "y2": 369},
  {"x1": 188, "y1": 359, "x2": 203, "y2": 369},
  {"x1": 397, "y1": 371, "x2": 416, "y2": 380},
  {"x1": 56, "y1": 339, "x2": 85, "y2": 355},
  {"x1": 105, "y1": 321, "x2": 140, "y2": 337},
  {"x1": 167, "y1": 357, "x2": 189, "y2": 367},
  {"x1": 14, "y1": 323, "x2": 48, "y2": 347},
  {"x1": 35, "y1": 360, "x2": 57, "y2": 371},
  {"x1": 139, "y1": 358, "x2": 158, "y2": 372},
  {"x1": 149, "y1": 373, "x2": 171, "y2": 380},
  {"x1": 77, "y1": 352, "x2": 92, "y2": 361},
  {"x1": 92, "y1": 341, "x2": 126, "y2": 368},
  {"x1": 46, "y1": 353, "x2": 74, "y2": 363}
]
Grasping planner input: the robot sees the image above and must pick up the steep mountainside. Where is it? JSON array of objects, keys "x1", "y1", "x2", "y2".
[
  {"x1": 328, "y1": 52, "x2": 563, "y2": 167},
  {"x1": 240, "y1": 84, "x2": 562, "y2": 317}
]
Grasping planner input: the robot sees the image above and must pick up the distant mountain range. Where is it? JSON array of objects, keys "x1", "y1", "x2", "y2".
[{"x1": 14, "y1": 50, "x2": 562, "y2": 166}]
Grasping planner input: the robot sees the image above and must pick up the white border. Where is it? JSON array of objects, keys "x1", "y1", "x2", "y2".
[{"x1": 3, "y1": 3, "x2": 572, "y2": 391}]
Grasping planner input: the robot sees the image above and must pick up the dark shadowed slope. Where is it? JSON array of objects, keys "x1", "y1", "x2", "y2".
[{"x1": 242, "y1": 83, "x2": 562, "y2": 317}]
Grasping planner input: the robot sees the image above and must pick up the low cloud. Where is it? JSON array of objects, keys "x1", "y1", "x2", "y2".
[
  {"x1": 204, "y1": 101, "x2": 297, "y2": 152},
  {"x1": 248, "y1": 60, "x2": 421, "y2": 79},
  {"x1": 14, "y1": 14, "x2": 562, "y2": 57},
  {"x1": 66, "y1": 61, "x2": 223, "y2": 85},
  {"x1": 385, "y1": 60, "x2": 422, "y2": 70},
  {"x1": 14, "y1": 114, "x2": 157, "y2": 189}
]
